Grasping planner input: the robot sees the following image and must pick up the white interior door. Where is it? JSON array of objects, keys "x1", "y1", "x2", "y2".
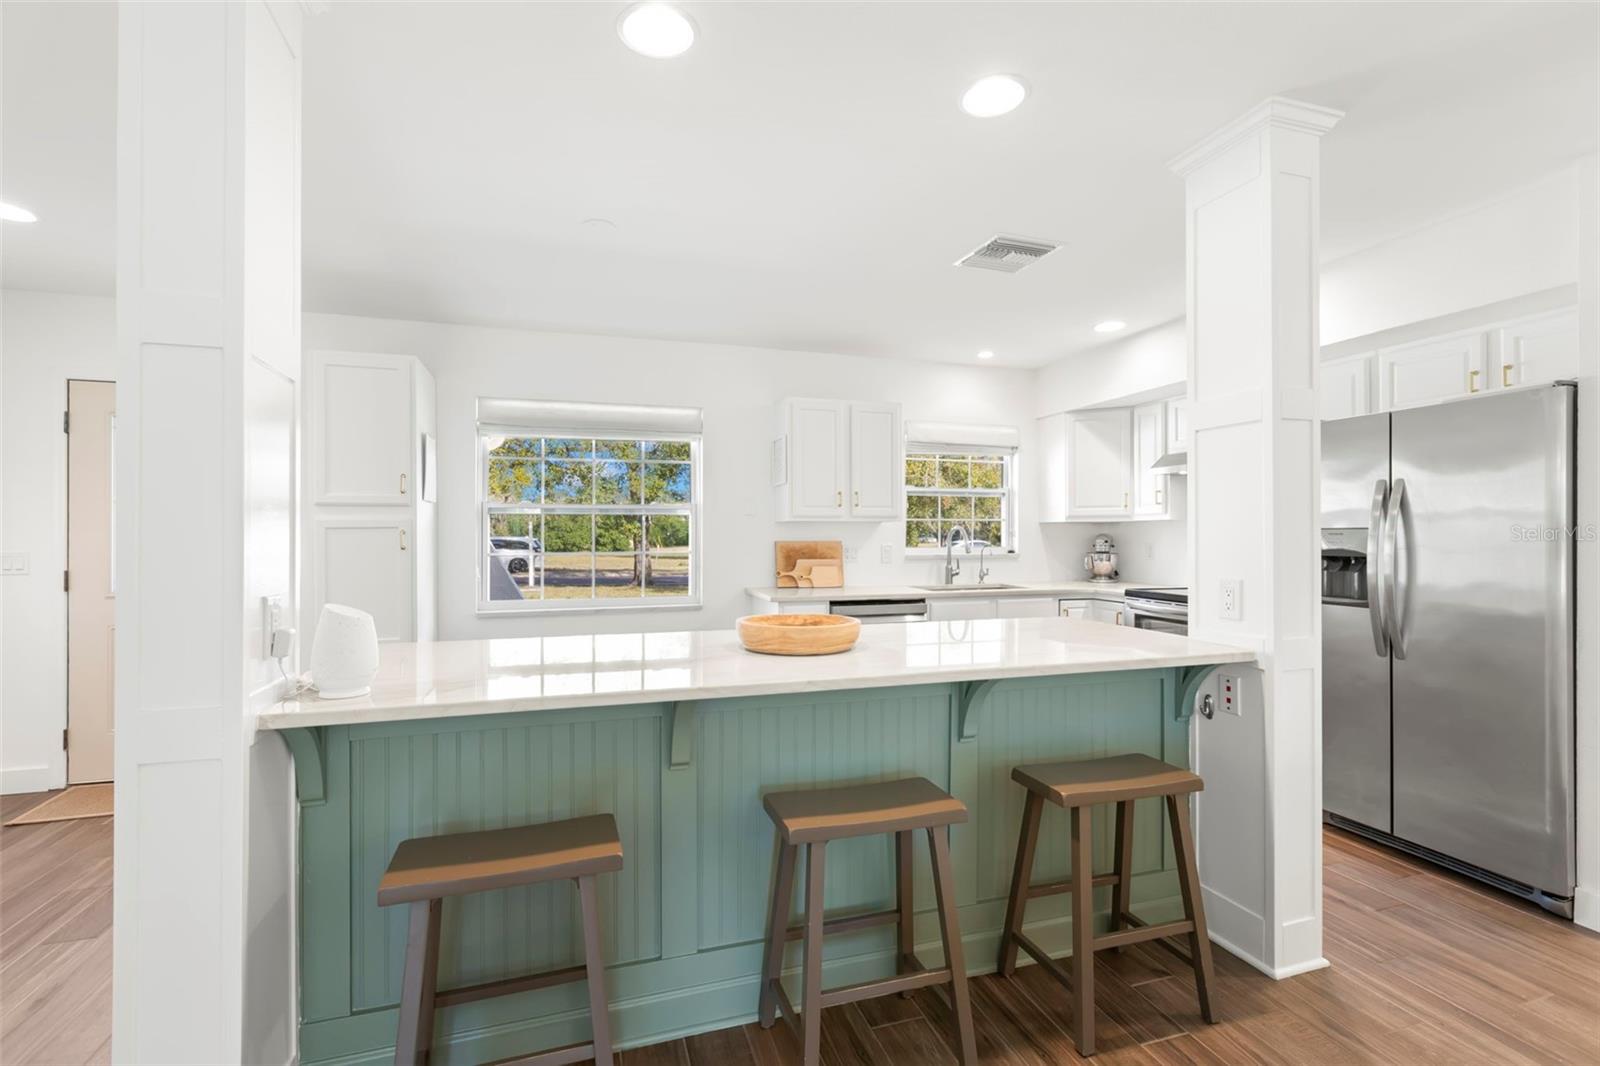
[
  {"x1": 1066, "y1": 409, "x2": 1132, "y2": 516},
  {"x1": 67, "y1": 379, "x2": 117, "y2": 784},
  {"x1": 848, "y1": 402, "x2": 901, "y2": 518}
]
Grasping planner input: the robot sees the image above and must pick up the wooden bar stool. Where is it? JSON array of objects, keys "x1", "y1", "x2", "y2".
[
  {"x1": 378, "y1": 814, "x2": 623, "y2": 1066},
  {"x1": 757, "y1": 777, "x2": 978, "y2": 1066},
  {"x1": 996, "y1": 753, "x2": 1216, "y2": 1057}
]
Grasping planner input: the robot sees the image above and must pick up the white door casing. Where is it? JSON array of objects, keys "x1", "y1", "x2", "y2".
[{"x1": 67, "y1": 380, "x2": 117, "y2": 784}]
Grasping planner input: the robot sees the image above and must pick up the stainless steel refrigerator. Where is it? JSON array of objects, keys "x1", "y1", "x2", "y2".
[{"x1": 1320, "y1": 382, "x2": 1576, "y2": 916}]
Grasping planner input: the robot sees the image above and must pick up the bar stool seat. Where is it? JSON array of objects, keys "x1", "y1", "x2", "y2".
[
  {"x1": 758, "y1": 777, "x2": 978, "y2": 1066},
  {"x1": 998, "y1": 754, "x2": 1216, "y2": 1057},
  {"x1": 380, "y1": 814, "x2": 622, "y2": 1066},
  {"x1": 762, "y1": 776, "x2": 967, "y2": 842}
]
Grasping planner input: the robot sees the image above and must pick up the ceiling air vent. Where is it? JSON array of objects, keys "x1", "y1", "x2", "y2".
[{"x1": 955, "y1": 234, "x2": 1059, "y2": 274}]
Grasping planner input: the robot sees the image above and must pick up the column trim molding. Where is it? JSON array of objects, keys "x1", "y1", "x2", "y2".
[{"x1": 1168, "y1": 96, "x2": 1343, "y2": 177}]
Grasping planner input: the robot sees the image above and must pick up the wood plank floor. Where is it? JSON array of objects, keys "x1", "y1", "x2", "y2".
[{"x1": 2, "y1": 792, "x2": 1597, "y2": 1065}]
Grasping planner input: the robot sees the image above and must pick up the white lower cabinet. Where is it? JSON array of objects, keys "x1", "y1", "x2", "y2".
[
  {"x1": 1091, "y1": 599, "x2": 1124, "y2": 625},
  {"x1": 1058, "y1": 598, "x2": 1092, "y2": 620},
  {"x1": 929, "y1": 598, "x2": 997, "y2": 621},
  {"x1": 998, "y1": 596, "x2": 1058, "y2": 619}
]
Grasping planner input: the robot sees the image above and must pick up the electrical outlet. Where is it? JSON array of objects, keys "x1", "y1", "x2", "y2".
[
  {"x1": 1219, "y1": 673, "x2": 1243, "y2": 716},
  {"x1": 879, "y1": 544, "x2": 893, "y2": 564},
  {"x1": 1219, "y1": 578, "x2": 1241, "y2": 620},
  {"x1": 261, "y1": 595, "x2": 284, "y2": 657},
  {"x1": 841, "y1": 545, "x2": 858, "y2": 563}
]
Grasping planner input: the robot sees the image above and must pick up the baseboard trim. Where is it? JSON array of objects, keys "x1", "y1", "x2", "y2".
[{"x1": 1575, "y1": 885, "x2": 1600, "y2": 932}]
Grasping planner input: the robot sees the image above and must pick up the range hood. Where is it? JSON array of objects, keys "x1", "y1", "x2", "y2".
[{"x1": 1151, "y1": 445, "x2": 1188, "y2": 474}]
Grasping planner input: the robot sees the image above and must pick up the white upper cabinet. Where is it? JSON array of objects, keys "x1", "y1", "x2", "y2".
[
  {"x1": 848, "y1": 402, "x2": 903, "y2": 518},
  {"x1": 774, "y1": 398, "x2": 902, "y2": 521},
  {"x1": 1131, "y1": 401, "x2": 1169, "y2": 517},
  {"x1": 1377, "y1": 332, "x2": 1487, "y2": 411},
  {"x1": 1496, "y1": 309, "x2": 1578, "y2": 389},
  {"x1": 1066, "y1": 408, "x2": 1133, "y2": 518},
  {"x1": 1166, "y1": 400, "x2": 1190, "y2": 453},
  {"x1": 313, "y1": 518, "x2": 415, "y2": 642},
  {"x1": 1321, "y1": 352, "x2": 1375, "y2": 421},
  {"x1": 312, "y1": 351, "x2": 414, "y2": 505}
]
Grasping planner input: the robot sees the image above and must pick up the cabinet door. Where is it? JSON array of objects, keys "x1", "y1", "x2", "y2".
[
  {"x1": 929, "y1": 597, "x2": 997, "y2": 621},
  {"x1": 787, "y1": 400, "x2": 847, "y2": 518},
  {"x1": 1166, "y1": 401, "x2": 1190, "y2": 452},
  {"x1": 997, "y1": 596, "x2": 1058, "y2": 619},
  {"x1": 1378, "y1": 333, "x2": 1486, "y2": 411},
  {"x1": 1321, "y1": 353, "x2": 1373, "y2": 420},
  {"x1": 314, "y1": 519, "x2": 414, "y2": 642},
  {"x1": 1090, "y1": 599, "x2": 1123, "y2": 625},
  {"x1": 1058, "y1": 599, "x2": 1091, "y2": 619},
  {"x1": 313, "y1": 352, "x2": 413, "y2": 505},
  {"x1": 1066, "y1": 409, "x2": 1132, "y2": 517},
  {"x1": 1497, "y1": 309, "x2": 1578, "y2": 389},
  {"x1": 1131, "y1": 402, "x2": 1168, "y2": 517},
  {"x1": 849, "y1": 402, "x2": 902, "y2": 518}
]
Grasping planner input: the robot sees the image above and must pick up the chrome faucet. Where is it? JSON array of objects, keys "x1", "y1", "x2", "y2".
[
  {"x1": 944, "y1": 525, "x2": 970, "y2": 585},
  {"x1": 977, "y1": 541, "x2": 992, "y2": 585}
]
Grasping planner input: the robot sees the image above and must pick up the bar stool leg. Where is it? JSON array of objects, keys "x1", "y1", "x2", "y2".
[
  {"x1": 997, "y1": 791, "x2": 1043, "y2": 976},
  {"x1": 800, "y1": 842, "x2": 828, "y2": 1066},
  {"x1": 577, "y1": 874, "x2": 614, "y2": 1066},
  {"x1": 1069, "y1": 804, "x2": 1096, "y2": 1056},
  {"x1": 894, "y1": 830, "x2": 915, "y2": 994},
  {"x1": 1109, "y1": 800, "x2": 1136, "y2": 950},
  {"x1": 1167, "y1": 793, "x2": 1217, "y2": 1023},
  {"x1": 927, "y1": 826, "x2": 978, "y2": 1066},
  {"x1": 757, "y1": 834, "x2": 798, "y2": 1029},
  {"x1": 395, "y1": 897, "x2": 442, "y2": 1066}
]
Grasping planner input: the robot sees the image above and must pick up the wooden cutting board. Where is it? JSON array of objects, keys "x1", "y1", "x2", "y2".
[{"x1": 775, "y1": 541, "x2": 844, "y2": 587}]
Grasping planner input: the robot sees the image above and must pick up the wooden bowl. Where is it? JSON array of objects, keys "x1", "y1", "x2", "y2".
[{"x1": 737, "y1": 614, "x2": 862, "y2": 656}]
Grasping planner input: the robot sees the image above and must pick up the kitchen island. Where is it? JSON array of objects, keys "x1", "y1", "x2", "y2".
[{"x1": 260, "y1": 619, "x2": 1252, "y2": 1065}]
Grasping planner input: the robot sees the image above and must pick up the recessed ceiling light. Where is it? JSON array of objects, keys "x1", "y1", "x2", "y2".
[
  {"x1": 618, "y1": 3, "x2": 696, "y2": 59},
  {"x1": 1094, "y1": 320, "x2": 1127, "y2": 334},
  {"x1": 976, "y1": 350, "x2": 995, "y2": 360},
  {"x1": 961, "y1": 75, "x2": 1027, "y2": 118},
  {"x1": 0, "y1": 201, "x2": 37, "y2": 224}
]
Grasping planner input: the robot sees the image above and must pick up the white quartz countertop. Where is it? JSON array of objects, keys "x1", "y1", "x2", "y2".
[
  {"x1": 747, "y1": 580, "x2": 1141, "y2": 603},
  {"x1": 256, "y1": 618, "x2": 1252, "y2": 730}
]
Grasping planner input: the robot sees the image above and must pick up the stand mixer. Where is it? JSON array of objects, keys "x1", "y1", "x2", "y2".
[{"x1": 1082, "y1": 533, "x2": 1119, "y2": 582}]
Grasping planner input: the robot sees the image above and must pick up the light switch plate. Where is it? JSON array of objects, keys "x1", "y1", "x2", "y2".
[
  {"x1": 0, "y1": 553, "x2": 28, "y2": 575},
  {"x1": 879, "y1": 544, "x2": 893, "y2": 564},
  {"x1": 1219, "y1": 578, "x2": 1241, "y2": 620},
  {"x1": 841, "y1": 545, "x2": 858, "y2": 562}
]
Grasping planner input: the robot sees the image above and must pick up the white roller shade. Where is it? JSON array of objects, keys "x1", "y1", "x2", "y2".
[
  {"x1": 904, "y1": 420, "x2": 1019, "y2": 456},
  {"x1": 478, "y1": 397, "x2": 703, "y2": 439}
]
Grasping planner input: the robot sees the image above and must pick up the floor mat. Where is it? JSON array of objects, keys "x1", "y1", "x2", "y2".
[{"x1": 4, "y1": 783, "x2": 113, "y2": 825}]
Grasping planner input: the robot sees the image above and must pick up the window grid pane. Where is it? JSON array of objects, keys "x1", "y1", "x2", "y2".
[{"x1": 904, "y1": 449, "x2": 1012, "y2": 550}]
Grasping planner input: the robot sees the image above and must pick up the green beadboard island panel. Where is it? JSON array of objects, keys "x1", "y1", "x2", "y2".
[{"x1": 296, "y1": 671, "x2": 1194, "y2": 1065}]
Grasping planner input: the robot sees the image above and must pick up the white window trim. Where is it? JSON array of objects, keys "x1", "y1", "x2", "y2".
[
  {"x1": 903, "y1": 445, "x2": 1020, "y2": 558},
  {"x1": 476, "y1": 427, "x2": 703, "y2": 615}
]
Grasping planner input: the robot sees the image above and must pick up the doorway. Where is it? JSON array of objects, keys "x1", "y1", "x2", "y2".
[{"x1": 67, "y1": 379, "x2": 116, "y2": 784}]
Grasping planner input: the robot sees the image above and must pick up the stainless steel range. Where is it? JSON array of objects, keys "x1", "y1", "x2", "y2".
[{"x1": 1123, "y1": 587, "x2": 1187, "y2": 635}]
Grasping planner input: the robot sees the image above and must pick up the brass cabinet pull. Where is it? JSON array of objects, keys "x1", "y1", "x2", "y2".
[
  {"x1": 853, "y1": 490, "x2": 860, "y2": 507},
  {"x1": 1468, "y1": 369, "x2": 1481, "y2": 394},
  {"x1": 1155, "y1": 486, "x2": 1164, "y2": 506},
  {"x1": 1502, "y1": 363, "x2": 1514, "y2": 388},
  {"x1": 836, "y1": 490, "x2": 843, "y2": 507},
  {"x1": 399, "y1": 529, "x2": 407, "y2": 551},
  {"x1": 1123, "y1": 492, "x2": 1129, "y2": 508},
  {"x1": 400, "y1": 472, "x2": 408, "y2": 494}
]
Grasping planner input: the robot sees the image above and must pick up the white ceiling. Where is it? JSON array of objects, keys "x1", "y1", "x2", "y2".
[{"x1": 4, "y1": 2, "x2": 1596, "y2": 366}]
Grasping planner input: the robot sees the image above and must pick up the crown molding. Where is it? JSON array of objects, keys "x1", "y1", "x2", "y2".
[{"x1": 1168, "y1": 96, "x2": 1344, "y2": 177}]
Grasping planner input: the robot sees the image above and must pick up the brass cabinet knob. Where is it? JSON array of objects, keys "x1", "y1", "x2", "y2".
[{"x1": 1502, "y1": 363, "x2": 1514, "y2": 388}]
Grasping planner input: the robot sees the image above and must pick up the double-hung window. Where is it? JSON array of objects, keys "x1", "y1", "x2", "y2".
[
  {"x1": 478, "y1": 398, "x2": 702, "y2": 611},
  {"x1": 903, "y1": 422, "x2": 1019, "y2": 552}
]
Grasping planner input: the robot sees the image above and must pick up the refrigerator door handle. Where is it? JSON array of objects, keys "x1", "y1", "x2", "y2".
[
  {"x1": 1367, "y1": 478, "x2": 1390, "y2": 657},
  {"x1": 1384, "y1": 477, "x2": 1411, "y2": 660}
]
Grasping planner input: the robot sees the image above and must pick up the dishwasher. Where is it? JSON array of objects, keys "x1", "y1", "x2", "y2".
[{"x1": 828, "y1": 598, "x2": 929, "y2": 624}]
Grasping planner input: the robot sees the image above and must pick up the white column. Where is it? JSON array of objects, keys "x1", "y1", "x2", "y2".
[
  {"x1": 1170, "y1": 98, "x2": 1341, "y2": 978},
  {"x1": 114, "y1": 2, "x2": 304, "y2": 1061}
]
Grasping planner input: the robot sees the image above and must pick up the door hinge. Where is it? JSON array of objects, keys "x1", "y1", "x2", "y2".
[
  {"x1": 63, "y1": 728, "x2": 69, "y2": 750},
  {"x1": 63, "y1": 411, "x2": 69, "y2": 434},
  {"x1": 63, "y1": 570, "x2": 70, "y2": 592}
]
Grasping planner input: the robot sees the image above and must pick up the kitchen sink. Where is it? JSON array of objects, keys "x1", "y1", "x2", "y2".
[{"x1": 914, "y1": 584, "x2": 1029, "y2": 592}]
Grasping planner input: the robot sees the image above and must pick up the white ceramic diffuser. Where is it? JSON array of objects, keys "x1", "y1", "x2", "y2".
[{"x1": 310, "y1": 604, "x2": 380, "y2": 699}]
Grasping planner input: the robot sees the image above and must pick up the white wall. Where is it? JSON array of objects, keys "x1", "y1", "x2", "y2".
[
  {"x1": 1321, "y1": 166, "x2": 1581, "y2": 346},
  {"x1": 0, "y1": 289, "x2": 116, "y2": 793},
  {"x1": 303, "y1": 311, "x2": 1055, "y2": 639},
  {"x1": 1034, "y1": 319, "x2": 1186, "y2": 417},
  {"x1": 1037, "y1": 477, "x2": 1190, "y2": 586}
]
